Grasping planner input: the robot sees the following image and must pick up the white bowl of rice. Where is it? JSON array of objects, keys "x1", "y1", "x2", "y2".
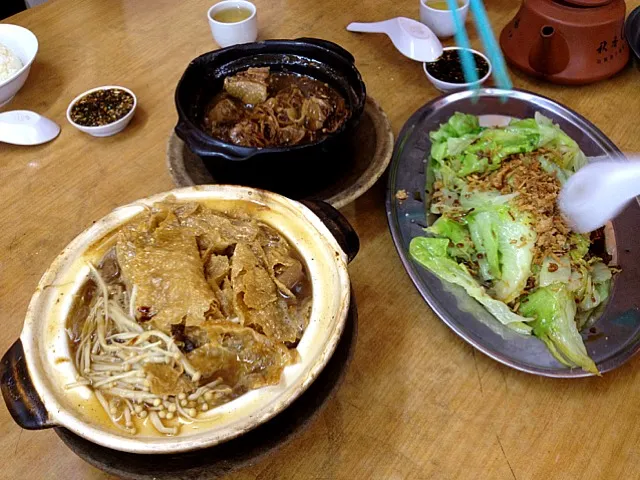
[{"x1": 0, "y1": 24, "x2": 38, "y2": 108}]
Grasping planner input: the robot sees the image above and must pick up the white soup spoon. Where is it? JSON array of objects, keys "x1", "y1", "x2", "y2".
[
  {"x1": 347, "y1": 17, "x2": 443, "y2": 62},
  {"x1": 558, "y1": 156, "x2": 640, "y2": 233},
  {"x1": 0, "y1": 110, "x2": 60, "y2": 146}
]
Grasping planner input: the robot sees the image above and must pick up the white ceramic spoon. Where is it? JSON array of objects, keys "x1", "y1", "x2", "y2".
[
  {"x1": 558, "y1": 156, "x2": 640, "y2": 233},
  {"x1": 347, "y1": 17, "x2": 443, "y2": 62},
  {"x1": 0, "y1": 110, "x2": 60, "y2": 145}
]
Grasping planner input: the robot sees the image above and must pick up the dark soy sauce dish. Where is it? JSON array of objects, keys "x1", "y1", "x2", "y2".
[{"x1": 425, "y1": 49, "x2": 490, "y2": 84}]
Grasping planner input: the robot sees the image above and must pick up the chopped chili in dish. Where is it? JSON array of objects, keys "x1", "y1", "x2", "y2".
[{"x1": 70, "y1": 88, "x2": 134, "y2": 127}]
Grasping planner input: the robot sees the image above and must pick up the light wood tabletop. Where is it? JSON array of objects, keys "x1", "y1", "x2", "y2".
[{"x1": 2, "y1": 0, "x2": 640, "y2": 478}]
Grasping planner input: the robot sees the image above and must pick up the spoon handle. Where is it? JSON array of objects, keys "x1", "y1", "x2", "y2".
[{"x1": 346, "y1": 21, "x2": 390, "y2": 34}]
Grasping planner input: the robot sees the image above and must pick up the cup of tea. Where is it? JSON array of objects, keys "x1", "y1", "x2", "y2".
[
  {"x1": 419, "y1": 0, "x2": 469, "y2": 39},
  {"x1": 207, "y1": 0, "x2": 258, "y2": 48}
]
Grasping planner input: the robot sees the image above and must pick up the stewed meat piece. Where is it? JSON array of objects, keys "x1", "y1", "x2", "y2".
[
  {"x1": 223, "y1": 67, "x2": 270, "y2": 105},
  {"x1": 205, "y1": 67, "x2": 349, "y2": 147}
]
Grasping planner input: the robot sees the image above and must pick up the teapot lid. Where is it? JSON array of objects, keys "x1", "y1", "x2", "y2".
[{"x1": 559, "y1": 0, "x2": 612, "y2": 7}]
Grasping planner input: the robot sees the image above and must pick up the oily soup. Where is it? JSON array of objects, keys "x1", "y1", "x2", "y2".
[
  {"x1": 204, "y1": 67, "x2": 349, "y2": 147},
  {"x1": 65, "y1": 200, "x2": 312, "y2": 436}
]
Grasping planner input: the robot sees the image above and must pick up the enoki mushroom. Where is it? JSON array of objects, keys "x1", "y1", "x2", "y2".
[{"x1": 65, "y1": 262, "x2": 230, "y2": 435}]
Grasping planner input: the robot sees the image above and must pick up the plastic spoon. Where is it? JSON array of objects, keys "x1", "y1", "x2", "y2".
[
  {"x1": 347, "y1": 17, "x2": 443, "y2": 62},
  {"x1": 558, "y1": 156, "x2": 640, "y2": 233},
  {"x1": 0, "y1": 110, "x2": 60, "y2": 146}
]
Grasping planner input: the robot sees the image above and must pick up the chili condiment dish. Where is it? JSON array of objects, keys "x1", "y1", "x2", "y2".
[{"x1": 66, "y1": 85, "x2": 137, "y2": 137}]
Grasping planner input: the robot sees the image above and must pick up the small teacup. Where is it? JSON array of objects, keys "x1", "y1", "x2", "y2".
[
  {"x1": 207, "y1": 0, "x2": 258, "y2": 48},
  {"x1": 419, "y1": 0, "x2": 469, "y2": 39}
]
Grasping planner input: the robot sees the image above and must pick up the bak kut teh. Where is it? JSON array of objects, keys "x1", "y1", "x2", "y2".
[
  {"x1": 204, "y1": 67, "x2": 349, "y2": 148},
  {"x1": 65, "y1": 200, "x2": 312, "y2": 436}
]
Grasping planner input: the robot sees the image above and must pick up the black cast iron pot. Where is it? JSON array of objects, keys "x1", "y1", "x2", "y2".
[{"x1": 174, "y1": 38, "x2": 366, "y2": 197}]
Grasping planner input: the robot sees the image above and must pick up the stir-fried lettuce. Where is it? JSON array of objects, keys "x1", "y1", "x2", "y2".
[
  {"x1": 410, "y1": 237, "x2": 533, "y2": 335},
  {"x1": 410, "y1": 112, "x2": 616, "y2": 374},
  {"x1": 519, "y1": 284, "x2": 597, "y2": 374}
]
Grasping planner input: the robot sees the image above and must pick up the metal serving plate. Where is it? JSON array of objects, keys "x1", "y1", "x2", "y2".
[{"x1": 386, "y1": 88, "x2": 640, "y2": 377}]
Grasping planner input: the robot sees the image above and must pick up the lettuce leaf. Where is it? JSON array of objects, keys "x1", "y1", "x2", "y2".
[
  {"x1": 429, "y1": 112, "x2": 587, "y2": 178},
  {"x1": 465, "y1": 205, "x2": 536, "y2": 304},
  {"x1": 519, "y1": 284, "x2": 598, "y2": 374},
  {"x1": 426, "y1": 217, "x2": 475, "y2": 262},
  {"x1": 409, "y1": 236, "x2": 533, "y2": 334},
  {"x1": 533, "y1": 112, "x2": 587, "y2": 172},
  {"x1": 429, "y1": 112, "x2": 481, "y2": 145},
  {"x1": 569, "y1": 233, "x2": 590, "y2": 262},
  {"x1": 466, "y1": 211, "x2": 501, "y2": 280},
  {"x1": 457, "y1": 127, "x2": 540, "y2": 176},
  {"x1": 539, "y1": 256, "x2": 571, "y2": 288}
]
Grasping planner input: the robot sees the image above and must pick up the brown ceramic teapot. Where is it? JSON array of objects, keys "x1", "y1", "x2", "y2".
[{"x1": 500, "y1": 0, "x2": 629, "y2": 85}]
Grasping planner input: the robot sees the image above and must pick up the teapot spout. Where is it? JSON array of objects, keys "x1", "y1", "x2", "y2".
[{"x1": 528, "y1": 25, "x2": 570, "y2": 76}]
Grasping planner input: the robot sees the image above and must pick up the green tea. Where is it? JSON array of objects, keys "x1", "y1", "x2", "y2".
[
  {"x1": 426, "y1": 1, "x2": 458, "y2": 10},
  {"x1": 213, "y1": 7, "x2": 252, "y2": 23}
]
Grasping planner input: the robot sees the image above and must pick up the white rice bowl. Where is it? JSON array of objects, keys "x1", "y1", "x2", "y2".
[{"x1": 0, "y1": 42, "x2": 23, "y2": 82}]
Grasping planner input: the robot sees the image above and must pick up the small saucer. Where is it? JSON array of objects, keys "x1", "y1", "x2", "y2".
[
  {"x1": 55, "y1": 294, "x2": 358, "y2": 480},
  {"x1": 166, "y1": 96, "x2": 393, "y2": 209}
]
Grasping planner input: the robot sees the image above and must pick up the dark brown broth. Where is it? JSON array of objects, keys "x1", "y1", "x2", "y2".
[{"x1": 204, "y1": 71, "x2": 348, "y2": 147}]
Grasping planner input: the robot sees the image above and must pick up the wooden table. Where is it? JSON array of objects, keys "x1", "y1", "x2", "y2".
[{"x1": 2, "y1": 0, "x2": 640, "y2": 478}]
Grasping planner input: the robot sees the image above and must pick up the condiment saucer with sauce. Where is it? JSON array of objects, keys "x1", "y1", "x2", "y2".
[
  {"x1": 54, "y1": 296, "x2": 357, "y2": 480},
  {"x1": 166, "y1": 96, "x2": 394, "y2": 209}
]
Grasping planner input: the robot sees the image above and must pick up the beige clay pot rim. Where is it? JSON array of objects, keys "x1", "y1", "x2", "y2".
[{"x1": 19, "y1": 185, "x2": 351, "y2": 454}]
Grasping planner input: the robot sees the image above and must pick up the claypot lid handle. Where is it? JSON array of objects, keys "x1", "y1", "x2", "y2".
[{"x1": 560, "y1": 0, "x2": 612, "y2": 7}]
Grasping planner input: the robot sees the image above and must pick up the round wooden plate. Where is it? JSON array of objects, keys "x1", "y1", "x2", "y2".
[
  {"x1": 166, "y1": 96, "x2": 393, "y2": 209},
  {"x1": 54, "y1": 295, "x2": 358, "y2": 480}
]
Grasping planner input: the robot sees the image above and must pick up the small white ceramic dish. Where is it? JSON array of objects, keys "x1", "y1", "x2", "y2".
[
  {"x1": 66, "y1": 86, "x2": 137, "y2": 137},
  {"x1": 207, "y1": 0, "x2": 258, "y2": 48},
  {"x1": 0, "y1": 24, "x2": 38, "y2": 108},
  {"x1": 423, "y1": 46, "x2": 492, "y2": 92},
  {"x1": 2, "y1": 185, "x2": 353, "y2": 454},
  {"x1": 419, "y1": 0, "x2": 469, "y2": 39}
]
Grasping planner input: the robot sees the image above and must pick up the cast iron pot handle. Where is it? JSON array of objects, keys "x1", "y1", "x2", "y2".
[
  {"x1": 301, "y1": 199, "x2": 359, "y2": 263},
  {"x1": 1, "y1": 339, "x2": 53, "y2": 430},
  {"x1": 295, "y1": 38, "x2": 356, "y2": 64},
  {"x1": 174, "y1": 121, "x2": 257, "y2": 162}
]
